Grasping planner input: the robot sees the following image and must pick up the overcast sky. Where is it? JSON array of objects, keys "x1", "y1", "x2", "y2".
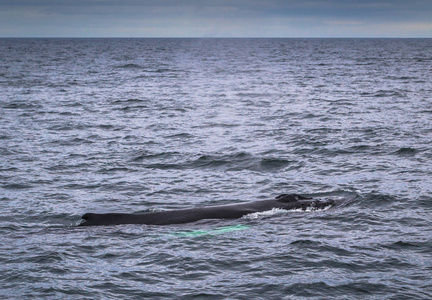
[{"x1": 1, "y1": 0, "x2": 431, "y2": 37}]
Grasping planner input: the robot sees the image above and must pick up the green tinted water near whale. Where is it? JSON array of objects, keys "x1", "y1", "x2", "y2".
[{"x1": 172, "y1": 225, "x2": 250, "y2": 237}]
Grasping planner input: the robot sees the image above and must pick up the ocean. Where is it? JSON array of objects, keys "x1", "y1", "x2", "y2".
[{"x1": 0, "y1": 38, "x2": 431, "y2": 299}]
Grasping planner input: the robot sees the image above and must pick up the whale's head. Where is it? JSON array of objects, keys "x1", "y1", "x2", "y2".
[{"x1": 275, "y1": 194, "x2": 336, "y2": 211}]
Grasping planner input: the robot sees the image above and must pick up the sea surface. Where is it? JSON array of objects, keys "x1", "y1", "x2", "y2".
[{"x1": 0, "y1": 38, "x2": 431, "y2": 299}]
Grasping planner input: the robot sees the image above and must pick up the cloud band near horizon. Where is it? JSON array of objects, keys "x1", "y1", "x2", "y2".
[{"x1": 1, "y1": 0, "x2": 431, "y2": 37}]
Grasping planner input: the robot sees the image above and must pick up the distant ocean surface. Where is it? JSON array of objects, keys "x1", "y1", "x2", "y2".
[{"x1": 1, "y1": 38, "x2": 431, "y2": 299}]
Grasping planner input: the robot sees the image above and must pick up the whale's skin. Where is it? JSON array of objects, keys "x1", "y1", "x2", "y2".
[{"x1": 79, "y1": 194, "x2": 335, "y2": 226}]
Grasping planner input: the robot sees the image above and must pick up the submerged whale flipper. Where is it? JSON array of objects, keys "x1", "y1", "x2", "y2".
[{"x1": 79, "y1": 193, "x2": 336, "y2": 227}]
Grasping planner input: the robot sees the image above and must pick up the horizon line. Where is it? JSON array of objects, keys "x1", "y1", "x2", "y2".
[{"x1": 1, "y1": 36, "x2": 431, "y2": 39}]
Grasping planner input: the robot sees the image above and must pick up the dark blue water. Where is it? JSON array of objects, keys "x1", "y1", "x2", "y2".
[{"x1": 1, "y1": 38, "x2": 431, "y2": 299}]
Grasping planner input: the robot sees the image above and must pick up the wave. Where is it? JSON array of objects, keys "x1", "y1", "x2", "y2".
[
  {"x1": 2, "y1": 101, "x2": 43, "y2": 110},
  {"x1": 133, "y1": 152, "x2": 297, "y2": 172},
  {"x1": 360, "y1": 89, "x2": 407, "y2": 98},
  {"x1": 115, "y1": 63, "x2": 142, "y2": 69},
  {"x1": 393, "y1": 147, "x2": 418, "y2": 156},
  {"x1": 1, "y1": 183, "x2": 34, "y2": 190}
]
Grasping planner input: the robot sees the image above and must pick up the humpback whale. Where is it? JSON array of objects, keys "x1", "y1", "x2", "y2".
[{"x1": 79, "y1": 194, "x2": 336, "y2": 226}]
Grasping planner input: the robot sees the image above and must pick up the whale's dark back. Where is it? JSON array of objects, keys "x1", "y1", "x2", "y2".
[{"x1": 79, "y1": 194, "x2": 336, "y2": 226}]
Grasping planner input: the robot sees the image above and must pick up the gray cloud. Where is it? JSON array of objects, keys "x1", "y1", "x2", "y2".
[{"x1": 1, "y1": 0, "x2": 431, "y2": 37}]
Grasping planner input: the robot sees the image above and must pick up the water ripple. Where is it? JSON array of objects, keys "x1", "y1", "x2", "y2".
[{"x1": 0, "y1": 38, "x2": 431, "y2": 299}]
